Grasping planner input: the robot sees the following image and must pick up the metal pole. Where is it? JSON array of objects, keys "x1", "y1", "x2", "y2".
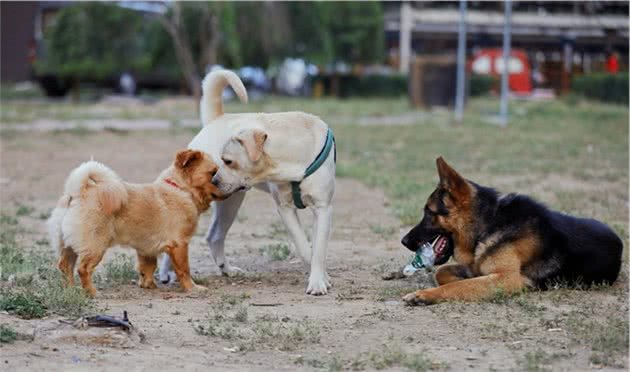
[
  {"x1": 499, "y1": 0, "x2": 512, "y2": 127},
  {"x1": 454, "y1": 0, "x2": 467, "y2": 123},
  {"x1": 399, "y1": 2, "x2": 412, "y2": 74}
]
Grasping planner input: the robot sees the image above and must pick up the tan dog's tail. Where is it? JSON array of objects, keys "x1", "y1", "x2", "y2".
[
  {"x1": 200, "y1": 69, "x2": 248, "y2": 125},
  {"x1": 47, "y1": 196, "x2": 72, "y2": 255},
  {"x1": 63, "y1": 160, "x2": 128, "y2": 215}
]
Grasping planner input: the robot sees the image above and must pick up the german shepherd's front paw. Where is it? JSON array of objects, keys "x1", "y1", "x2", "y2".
[{"x1": 402, "y1": 290, "x2": 432, "y2": 306}]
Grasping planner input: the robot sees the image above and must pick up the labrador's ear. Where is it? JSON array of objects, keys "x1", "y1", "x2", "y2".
[
  {"x1": 236, "y1": 129, "x2": 268, "y2": 162},
  {"x1": 175, "y1": 150, "x2": 203, "y2": 169},
  {"x1": 436, "y1": 156, "x2": 469, "y2": 199}
]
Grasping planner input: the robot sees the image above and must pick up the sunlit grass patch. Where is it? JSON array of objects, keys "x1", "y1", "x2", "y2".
[
  {"x1": 333, "y1": 98, "x2": 628, "y2": 227},
  {"x1": 260, "y1": 243, "x2": 291, "y2": 261}
]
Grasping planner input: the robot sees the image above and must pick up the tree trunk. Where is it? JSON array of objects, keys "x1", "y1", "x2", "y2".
[{"x1": 159, "y1": 3, "x2": 201, "y2": 105}]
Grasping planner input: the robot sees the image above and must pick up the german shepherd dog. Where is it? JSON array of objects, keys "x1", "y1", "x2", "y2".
[{"x1": 401, "y1": 157, "x2": 623, "y2": 305}]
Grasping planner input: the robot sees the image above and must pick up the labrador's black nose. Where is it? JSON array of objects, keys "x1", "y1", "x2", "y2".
[{"x1": 211, "y1": 176, "x2": 220, "y2": 186}]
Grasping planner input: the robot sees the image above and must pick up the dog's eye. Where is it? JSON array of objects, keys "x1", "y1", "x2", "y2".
[{"x1": 223, "y1": 158, "x2": 233, "y2": 166}]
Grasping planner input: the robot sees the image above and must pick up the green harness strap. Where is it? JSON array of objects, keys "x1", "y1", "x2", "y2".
[{"x1": 291, "y1": 128, "x2": 335, "y2": 209}]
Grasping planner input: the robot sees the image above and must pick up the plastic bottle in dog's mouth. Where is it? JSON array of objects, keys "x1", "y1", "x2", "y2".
[{"x1": 402, "y1": 236, "x2": 438, "y2": 275}]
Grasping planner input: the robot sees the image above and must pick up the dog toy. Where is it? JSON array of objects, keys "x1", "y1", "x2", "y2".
[{"x1": 402, "y1": 238, "x2": 437, "y2": 276}]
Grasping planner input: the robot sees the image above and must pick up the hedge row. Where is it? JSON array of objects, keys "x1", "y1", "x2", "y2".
[
  {"x1": 469, "y1": 74, "x2": 495, "y2": 96},
  {"x1": 572, "y1": 73, "x2": 628, "y2": 105},
  {"x1": 336, "y1": 74, "x2": 408, "y2": 97},
  {"x1": 321, "y1": 73, "x2": 496, "y2": 98}
]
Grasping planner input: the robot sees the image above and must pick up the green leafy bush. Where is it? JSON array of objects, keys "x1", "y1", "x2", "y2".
[
  {"x1": 0, "y1": 290, "x2": 46, "y2": 319},
  {"x1": 336, "y1": 74, "x2": 407, "y2": 97},
  {"x1": 572, "y1": 73, "x2": 628, "y2": 105},
  {"x1": 469, "y1": 74, "x2": 496, "y2": 97}
]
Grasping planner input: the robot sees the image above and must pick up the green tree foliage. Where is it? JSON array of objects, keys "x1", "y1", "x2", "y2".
[
  {"x1": 37, "y1": 2, "x2": 385, "y2": 85},
  {"x1": 36, "y1": 3, "x2": 147, "y2": 79},
  {"x1": 287, "y1": 2, "x2": 384, "y2": 64}
]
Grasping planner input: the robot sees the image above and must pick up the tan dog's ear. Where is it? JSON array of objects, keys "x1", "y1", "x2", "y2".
[
  {"x1": 236, "y1": 129, "x2": 267, "y2": 162},
  {"x1": 436, "y1": 157, "x2": 469, "y2": 198},
  {"x1": 175, "y1": 150, "x2": 203, "y2": 169}
]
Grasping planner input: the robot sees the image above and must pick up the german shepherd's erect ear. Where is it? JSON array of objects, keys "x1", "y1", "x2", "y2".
[{"x1": 436, "y1": 157, "x2": 470, "y2": 201}]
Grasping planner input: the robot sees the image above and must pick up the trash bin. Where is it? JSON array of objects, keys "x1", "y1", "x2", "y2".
[{"x1": 409, "y1": 55, "x2": 458, "y2": 109}]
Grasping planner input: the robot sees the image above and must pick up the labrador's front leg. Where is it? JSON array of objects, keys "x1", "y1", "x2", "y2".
[
  {"x1": 277, "y1": 205, "x2": 312, "y2": 265},
  {"x1": 307, "y1": 205, "x2": 333, "y2": 295}
]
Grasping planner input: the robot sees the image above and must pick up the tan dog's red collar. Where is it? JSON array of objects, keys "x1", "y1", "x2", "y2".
[{"x1": 164, "y1": 178, "x2": 181, "y2": 190}]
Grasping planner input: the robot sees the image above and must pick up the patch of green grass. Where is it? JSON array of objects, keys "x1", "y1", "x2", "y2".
[
  {"x1": 370, "y1": 224, "x2": 398, "y2": 239},
  {"x1": 102, "y1": 255, "x2": 137, "y2": 286},
  {"x1": 15, "y1": 204, "x2": 34, "y2": 217},
  {"x1": 0, "y1": 324, "x2": 18, "y2": 343},
  {"x1": 0, "y1": 273, "x2": 94, "y2": 319},
  {"x1": 250, "y1": 315, "x2": 321, "y2": 351},
  {"x1": 564, "y1": 311, "x2": 629, "y2": 367},
  {"x1": 0, "y1": 213, "x2": 18, "y2": 226},
  {"x1": 0, "y1": 83, "x2": 43, "y2": 101},
  {"x1": 0, "y1": 211, "x2": 93, "y2": 318},
  {"x1": 195, "y1": 293, "x2": 320, "y2": 352},
  {"x1": 361, "y1": 346, "x2": 444, "y2": 371},
  {"x1": 0, "y1": 212, "x2": 49, "y2": 282},
  {"x1": 0, "y1": 290, "x2": 46, "y2": 319},
  {"x1": 516, "y1": 349, "x2": 554, "y2": 372},
  {"x1": 267, "y1": 221, "x2": 287, "y2": 239},
  {"x1": 40, "y1": 271, "x2": 94, "y2": 317},
  {"x1": 334, "y1": 98, "x2": 628, "y2": 226},
  {"x1": 260, "y1": 243, "x2": 291, "y2": 261},
  {"x1": 375, "y1": 284, "x2": 415, "y2": 301}
]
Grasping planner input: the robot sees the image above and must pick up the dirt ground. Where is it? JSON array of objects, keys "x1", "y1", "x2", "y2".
[{"x1": 0, "y1": 129, "x2": 627, "y2": 371}]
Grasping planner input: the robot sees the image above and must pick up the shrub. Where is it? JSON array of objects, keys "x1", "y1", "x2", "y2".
[
  {"x1": 0, "y1": 325, "x2": 17, "y2": 343},
  {"x1": 469, "y1": 74, "x2": 496, "y2": 96},
  {"x1": 0, "y1": 290, "x2": 46, "y2": 319},
  {"x1": 572, "y1": 73, "x2": 629, "y2": 105},
  {"x1": 333, "y1": 74, "x2": 407, "y2": 97}
]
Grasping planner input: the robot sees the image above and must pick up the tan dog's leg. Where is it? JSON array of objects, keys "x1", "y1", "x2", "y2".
[
  {"x1": 434, "y1": 264, "x2": 473, "y2": 286},
  {"x1": 77, "y1": 249, "x2": 107, "y2": 298},
  {"x1": 403, "y1": 271, "x2": 526, "y2": 305},
  {"x1": 57, "y1": 247, "x2": 78, "y2": 287},
  {"x1": 165, "y1": 242, "x2": 200, "y2": 292},
  {"x1": 137, "y1": 254, "x2": 157, "y2": 289}
]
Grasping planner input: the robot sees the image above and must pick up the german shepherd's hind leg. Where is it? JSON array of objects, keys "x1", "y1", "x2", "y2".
[
  {"x1": 434, "y1": 264, "x2": 473, "y2": 286},
  {"x1": 58, "y1": 247, "x2": 78, "y2": 287},
  {"x1": 403, "y1": 271, "x2": 527, "y2": 305},
  {"x1": 166, "y1": 242, "x2": 205, "y2": 292},
  {"x1": 137, "y1": 254, "x2": 158, "y2": 289}
]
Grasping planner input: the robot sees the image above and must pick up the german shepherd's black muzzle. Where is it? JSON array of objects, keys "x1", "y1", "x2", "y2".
[{"x1": 401, "y1": 215, "x2": 454, "y2": 265}]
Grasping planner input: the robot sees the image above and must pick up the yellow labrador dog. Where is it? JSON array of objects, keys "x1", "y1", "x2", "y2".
[{"x1": 159, "y1": 70, "x2": 335, "y2": 295}]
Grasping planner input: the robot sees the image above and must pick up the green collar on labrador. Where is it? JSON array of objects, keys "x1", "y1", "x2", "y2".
[{"x1": 291, "y1": 127, "x2": 335, "y2": 209}]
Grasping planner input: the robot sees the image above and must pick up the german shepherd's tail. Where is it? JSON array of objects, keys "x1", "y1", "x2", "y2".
[
  {"x1": 200, "y1": 69, "x2": 248, "y2": 125},
  {"x1": 63, "y1": 160, "x2": 128, "y2": 216}
]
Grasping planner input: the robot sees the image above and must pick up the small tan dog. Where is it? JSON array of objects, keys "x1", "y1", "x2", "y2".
[{"x1": 47, "y1": 150, "x2": 222, "y2": 297}]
